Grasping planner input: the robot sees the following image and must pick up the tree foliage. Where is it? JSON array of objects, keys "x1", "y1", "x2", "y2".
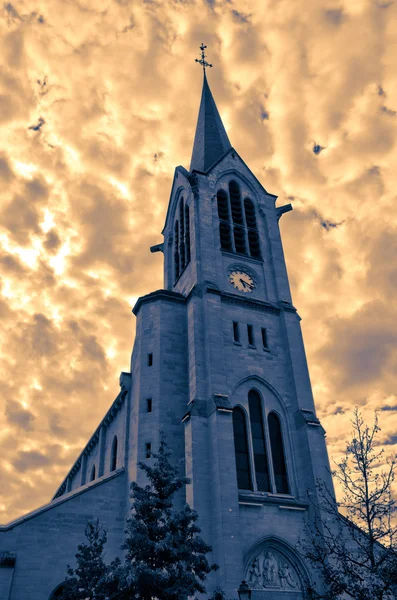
[
  {"x1": 301, "y1": 409, "x2": 397, "y2": 600},
  {"x1": 58, "y1": 436, "x2": 217, "y2": 599},
  {"x1": 120, "y1": 436, "x2": 218, "y2": 599},
  {"x1": 57, "y1": 520, "x2": 123, "y2": 600}
]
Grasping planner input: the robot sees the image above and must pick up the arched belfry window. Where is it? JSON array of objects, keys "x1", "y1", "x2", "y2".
[
  {"x1": 174, "y1": 221, "x2": 180, "y2": 280},
  {"x1": 232, "y1": 407, "x2": 252, "y2": 490},
  {"x1": 268, "y1": 412, "x2": 289, "y2": 493},
  {"x1": 174, "y1": 197, "x2": 191, "y2": 283},
  {"x1": 248, "y1": 390, "x2": 270, "y2": 492},
  {"x1": 244, "y1": 198, "x2": 261, "y2": 258},
  {"x1": 90, "y1": 464, "x2": 96, "y2": 481},
  {"x1": 110, "y1": 435, "x2": 118, "y2": 472},
  {"x1": 217, "y1": 189, "x2": 233, "y2": 251},
  {"x1": 216, "y1": 180, "x2": 261, "y2": 258}
]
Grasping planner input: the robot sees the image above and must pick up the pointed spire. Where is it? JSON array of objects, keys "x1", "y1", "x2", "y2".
[{"x1": 190, "y1": 55, "x2": 232, "y2": 173}]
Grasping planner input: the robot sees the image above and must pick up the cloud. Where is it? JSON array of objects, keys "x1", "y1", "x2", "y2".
[
  {"x1": 0, "y1": 0, "x2": 396, "y2": 521},
  {"x1": 12, "y1": 450, "x2": 52, "y2": 472},
  {"x1": 5, "y1": 400, "x2": 35, "y2": 431},
  {"x1": 318, "y1": 300, "x2": 397, "y2": 389}
]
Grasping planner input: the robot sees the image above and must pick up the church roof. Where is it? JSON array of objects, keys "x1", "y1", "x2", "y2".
[{"x1": 189, "y1": 72, "x2": 232, "y2": 173}]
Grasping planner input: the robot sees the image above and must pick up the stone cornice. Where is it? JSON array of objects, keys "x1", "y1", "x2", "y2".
[
  {"x1": 206, "y1": 286, "x2": 281, "y2": 314},
  {"x1": 132, "y1": 289, "x2": 186, "y2": 315},
  {"x1": 238, "y1": 491, "x2": 308, "y2": 510}
]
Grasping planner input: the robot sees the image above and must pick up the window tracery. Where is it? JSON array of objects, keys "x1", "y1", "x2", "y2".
[
  {"x1": 174, "y1": 197, "x2": 191, "y2": 283},
  {"x1": 217, "y1": 180, "x2": 261, "y2": 258},
  {"x1": 232, "y1": 390, "x2": 290, "y2": 495}
]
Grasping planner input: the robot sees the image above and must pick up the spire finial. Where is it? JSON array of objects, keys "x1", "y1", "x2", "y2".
[{"x1": 195, "y1": 43, "x2": 213, "y2": 74}]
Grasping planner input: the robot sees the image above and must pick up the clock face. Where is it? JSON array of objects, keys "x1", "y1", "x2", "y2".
[{"x1": 229, "y1": 270, "x2": 255, "y2": 293}]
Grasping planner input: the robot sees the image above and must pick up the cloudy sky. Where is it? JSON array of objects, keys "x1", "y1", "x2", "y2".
[{"x1": 0, "y1": 0, "x2": 396, "y2": 523}]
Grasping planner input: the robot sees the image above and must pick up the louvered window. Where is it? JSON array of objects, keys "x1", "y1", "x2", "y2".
[
  {"x1": 217, "y1": 189, "x2": 233, "y2": 251},
  {"x1": 233, "y1": 407, "x2": 252, "y2": 490},
  {"x1": 174, "y1": 197, "x2": 191, "y2": 283},
  {"x1": 268, "y1": 412, "x2": 289, "y2": 493},
  {"x1": 216, "y1": 180, "x2": 261, "y2": 258}
]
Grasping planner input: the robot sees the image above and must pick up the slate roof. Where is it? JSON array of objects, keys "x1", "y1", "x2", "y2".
[{"x1": 189, "y1": 72, "x2": 232, "y2": 173}]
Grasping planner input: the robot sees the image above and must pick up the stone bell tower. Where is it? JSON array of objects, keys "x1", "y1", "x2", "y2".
[{"x1": 142, "y1": 48, "x2": 335, "y2": 598}]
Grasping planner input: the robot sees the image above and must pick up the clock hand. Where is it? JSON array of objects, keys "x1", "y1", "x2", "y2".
[{"x1": 240, "y1": 278, "x2": 254, "y2": 290}]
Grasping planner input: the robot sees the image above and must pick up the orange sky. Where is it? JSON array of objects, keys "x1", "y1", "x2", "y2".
[{"x1": 1, "y1": 0, "x2": 396, "y2": 524}]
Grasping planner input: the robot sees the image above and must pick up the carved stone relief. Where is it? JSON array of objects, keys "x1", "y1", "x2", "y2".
[{"x1": 246, "y1": 549, "x2": 302, "y2": 591}]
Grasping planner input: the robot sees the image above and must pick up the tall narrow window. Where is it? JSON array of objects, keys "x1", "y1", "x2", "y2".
[
  {"x1": 145, "y1": 442, "x2": 152, "y2": 459},
  {"x1": 247, "y1": 324, "x2": 255, "y2": 346},
  {"x1": 268, "y1": 412, "x2": 289, "y2": 494},
  {"x1": 216, "y1": 181, "x2": 262, "y2": 259},
  {"x1": 261, "y1": 327, "x2": 268, "y2": 349},
  {"x1": 244, "y1": 198, "x2": 261, "y2": 258},
  {"x1": 233, "y1": 321, "x2": 240, "y2": 343},
  {"x1": 233, "y1": 407, "x2": 252, "y2": 490},
  {"x1": 230, "y1": 181, "x2": 247, "y2": 254},
  {"x1": 110, "y1": 436, "x2": 118, "y2": 472},
  {"x1": 174, "y1": 221, "x2": 180, "y2": 282},
  {"x1": 179, "y1": 201, "x2": 186, "y2": 270},
  {"x1": 147, "y1": 398, "x2": 152, "y2": 413},
  {"x1": 90, "y1": 465, "x2": 96, "y2": 481},
  {"x1": 248, "y1": 390, "x2": 270, "y2": 492},
  {"x1": 185, "y1": 205, "x2": 191, "y2": 264},
  {"x1": 217, "y1": 189, "x2": 233, "y2": 251},
  {"x1": 174, "y1": 198, "x2": 191, "y2": 283},
  {"x1": 148, "y1": 353, "x2": 153, "y2": 366}
]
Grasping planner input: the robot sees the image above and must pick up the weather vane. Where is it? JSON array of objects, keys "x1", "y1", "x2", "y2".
[{"x1": 195, "y1": 43, "x2": 213, "y2": 73}]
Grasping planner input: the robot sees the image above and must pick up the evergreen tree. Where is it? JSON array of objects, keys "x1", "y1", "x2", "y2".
[
  {"x1": 301, "y1": 409, "x2": 397, "y2": 600},
  {"x1": 121, "y1": 435, "x2": 218, "y2": 600},
  {"x1": 59, "y1": 437, "x2": 217, "y2": 599},
  {"x1": 58, "y1": 520, "x2": 109, "y2": 600}
]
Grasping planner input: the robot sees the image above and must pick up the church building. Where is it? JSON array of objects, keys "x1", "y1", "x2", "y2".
[{"x1": 0, "y1": 50, "x2": 335, "y2": 600}]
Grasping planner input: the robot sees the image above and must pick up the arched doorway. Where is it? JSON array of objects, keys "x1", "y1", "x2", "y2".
[
  {"x1": 245, "y1": 540, "x2": 308, "y2": 599},
  {"x1": 49, "y1": 582, "x2": 67, "y2": 599}
]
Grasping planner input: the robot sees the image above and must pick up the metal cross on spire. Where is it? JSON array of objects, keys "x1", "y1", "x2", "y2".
[{"x1": 195, "y1": 43, "x2": 213, "y2": 74}]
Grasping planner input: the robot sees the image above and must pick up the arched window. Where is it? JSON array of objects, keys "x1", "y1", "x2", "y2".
[
  {"x1": 232, "y1": 407, "x2": 252, "y2": 490},
  {"x1": 217, "y1": 189, "x2": 233, "y2": 251},
  {"x1": 110, "y1": 436, "x2": 118, "y2": 472},
  {"x1": 174, "y1": 221, "x2": 180, "y2": 281},
  {"x1": 268, "y1": 412, "x2": 289, "y2": 494},
  {"x1": 90, "y1": 464, "x2": 96, "y2": 481},
  {"x1": 244, "y1": 198, "x2": 261, "y2": 258},
  {"x1": 229, "y1": 180, "x2": 247, "y2": 254},
  {"x1": 174, "y1": 197, "x2": 191, "y2": 283},
  {"x1": 179, "y1": 200, "x2": 186, "y2": 270},
  {"x1": 248, "y1": 390, "x2": 270, "y2": 492},
  {"x1": 216, "y1": 180, "x2": 261, "y2": 258},
  {"x1": 185, "y1": 205, "x2": 191, "y2": 263}
]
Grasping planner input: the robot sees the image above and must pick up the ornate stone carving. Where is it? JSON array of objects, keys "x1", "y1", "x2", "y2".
[{"x1": 246, "y1": 548, "x2": 302, "y2": 591}]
